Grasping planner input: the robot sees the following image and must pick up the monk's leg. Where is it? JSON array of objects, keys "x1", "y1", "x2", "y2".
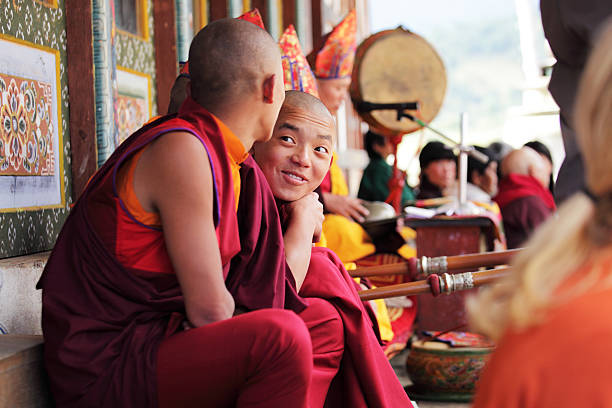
[
  {"x1": 157, "y1": 309, "x2": 312, "y2": 408},
  {"x1": 299, "y1": 297, "x2": 345, "y2": 407}
]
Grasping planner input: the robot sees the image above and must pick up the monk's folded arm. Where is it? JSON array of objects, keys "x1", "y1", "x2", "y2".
[
  {"x1": 282, "y1": 193, "x2": 322, "y2": 291},
  {"x1": 137, "y1": 132, "x2": 235, "y2": 327}
]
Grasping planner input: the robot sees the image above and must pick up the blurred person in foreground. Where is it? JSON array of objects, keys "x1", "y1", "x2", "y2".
[
  {"x1": 468, "y1": 20, "x2": 612, "y2": 408},
  {"x1": 540, "y1": 0, "x2": 612, "y2": 204}
]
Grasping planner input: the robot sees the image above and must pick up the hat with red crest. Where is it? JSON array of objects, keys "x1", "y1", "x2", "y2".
[
  {"x1": 308, "y1": 10, "x2": 356, "y2": 79},
  {"x1": 279, "y1": 25, "x2": 319, "y2": 97}
]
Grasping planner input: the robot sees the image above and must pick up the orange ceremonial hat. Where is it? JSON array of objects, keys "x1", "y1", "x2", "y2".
[
  {"x1": 237, "y1": 8, "x2": 265, "y2": 29},
  {"x1": 279, "y1": 25, "x2": 319, "y2": 97},
  {"x1": 313, "y1": 9, "x2": 356, "y2": 79}
]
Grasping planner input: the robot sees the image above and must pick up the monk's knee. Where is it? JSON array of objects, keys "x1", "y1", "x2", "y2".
[
  {"x1": 249, "y1": 309, "x2": 312, "y2": 375},
  {"x1": 300, "y1": 298, "x2": 345, "y2": 355}
]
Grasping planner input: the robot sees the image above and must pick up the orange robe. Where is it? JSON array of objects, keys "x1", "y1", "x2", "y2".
[{"x1": 473, "y1": 257, "x2": 612, "y2": 408}]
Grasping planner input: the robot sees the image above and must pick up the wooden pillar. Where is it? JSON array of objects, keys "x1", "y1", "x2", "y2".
[
  {"x1": 153, "y1": 0, "x2": 178, "y2": 115},
  {"x1": 282, "y1": 0, "x2": 296, "y2": 30},
  {"x1": 209, "y1": 0, "x2": 228, "y2": 21},
  {"x1": 65, "y1": 0, "x2": 97, "y2": 201},
  {"x1": 310, "y1": 0, "x2": 322, "y2": 49}
]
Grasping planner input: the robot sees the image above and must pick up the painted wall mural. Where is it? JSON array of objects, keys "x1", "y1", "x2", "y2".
[
  {"x1": 0, "y1": 1, "x2": 70, "y2": 258},
  {"x1": 0, "y1": 73, "x2": 56, "y2": 176},
  {"x1": 116, "y1": 67, "x2": 151, "y2": 143}
]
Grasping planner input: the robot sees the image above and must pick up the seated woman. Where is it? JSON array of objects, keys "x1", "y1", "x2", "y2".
[
  {"x1": 468, "y1": 21, "x2": 612, "y2": 407},
  {"x1": 416, "y1": 141, "x2": 457, "y2": 199},
  {"x1": 358, "y1": 129, "x2": 415, "y2": 206}
]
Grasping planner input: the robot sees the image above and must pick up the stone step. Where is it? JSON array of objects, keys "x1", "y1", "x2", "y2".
[{"x1": 0, "y1": 335, "x2": 53, "y2": 407}]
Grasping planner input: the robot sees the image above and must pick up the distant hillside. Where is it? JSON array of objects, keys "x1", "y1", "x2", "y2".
[{"x1": 419, "y1": 16, "x2": 524, "y2": 138}]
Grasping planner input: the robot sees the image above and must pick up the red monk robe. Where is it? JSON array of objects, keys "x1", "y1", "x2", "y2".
[
  {"x1": 236, "y1": 157, "x2": 413, "y2": 407},
  {"x1": 37, "y1": 99, "x2": 312, "y2": 407},
  {"x1": 302, "y1": 247, "x2": 414, "y2": 407}
]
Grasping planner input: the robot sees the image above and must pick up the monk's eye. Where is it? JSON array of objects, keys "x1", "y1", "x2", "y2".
[
  {"x1": 314, "y1": 146, "x2": 329, "y2": 154},
  {"x1": 280, "y1": 135, "x2": 295, "y2": 144}
]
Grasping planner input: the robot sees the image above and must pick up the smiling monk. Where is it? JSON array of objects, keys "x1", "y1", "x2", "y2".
[{"x1": 249, "y1": 90, "x2": 413, "y2": 407}]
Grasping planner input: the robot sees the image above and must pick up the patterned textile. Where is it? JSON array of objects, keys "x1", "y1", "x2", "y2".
[
  {"x1": 355, "y1": 252, "x2": 418, "y2": 358},
  {"x1": 237, "y1": 8, "x2": 265, "y2": 29},
  {"x1": 421, "y1": 331, "x2": 495, "y2": 348},
  {"x1": 279, "y1": 25, "x2": 319, "y2": 97},
  {"x1": 0, "y1": 74, "x2": 55, "y2": 176},
  {"x1": 314, "y1": 10, "x2": 357, "y2": 79}
]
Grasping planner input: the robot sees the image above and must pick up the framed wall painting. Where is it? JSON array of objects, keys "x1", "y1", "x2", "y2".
[
  {"x1": 0, "y1": 34, "x2": 64, "y2": 212},
  {"x1": 116, "y1": 66, "x2": 152, "y2": 143}
]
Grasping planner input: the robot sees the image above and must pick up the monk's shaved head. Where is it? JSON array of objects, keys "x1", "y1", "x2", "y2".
[
  {"x1": 502, "y1": 147, "x2": 550, "y2": 189},
  {"x1": 189, "y1": 18, "x2": 281, "y2": 107},
  {"x1": 280, "y1": 90, "x2": 335, "y2": 140}
]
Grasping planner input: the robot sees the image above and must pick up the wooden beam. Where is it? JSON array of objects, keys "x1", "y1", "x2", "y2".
[
  {"x1": 209, "y1": 0, "x2": 228, "y2": 21},
  {"x1": 282, "y1": 0, "x2": 296, "y2": 30},
  {"x1": 310, "y1": 0, "x2": 322, "y2": 50},
  {"x1": 65, "y1": 0, "x2": 96, "y2": 201},
  {"x1": 153, "y1": 0, "x2": 178, "y2": 115}
]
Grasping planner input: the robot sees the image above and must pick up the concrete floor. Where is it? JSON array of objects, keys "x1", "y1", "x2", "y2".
[{"x1": 390, "y1": 349, "x2": 471, "y2": 408}]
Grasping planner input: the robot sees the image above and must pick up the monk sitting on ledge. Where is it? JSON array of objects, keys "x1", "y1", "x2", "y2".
[{"x1": 37, "y1": 18, "x2": 312, "y2": 408}]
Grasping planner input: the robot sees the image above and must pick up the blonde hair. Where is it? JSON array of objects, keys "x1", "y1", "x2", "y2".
[{"x1": 467, "y1": 19, "x2": 612, "y2": 340}]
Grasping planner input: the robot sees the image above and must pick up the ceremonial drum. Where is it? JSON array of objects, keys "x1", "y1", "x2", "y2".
[{"x1": 350, "y1": 27, "x2": 447, "y2": 135}]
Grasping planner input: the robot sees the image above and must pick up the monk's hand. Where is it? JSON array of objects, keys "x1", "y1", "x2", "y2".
[
  {"x1": 286, "y1": 192, "x2": 324, "y2": 242},
  {"x1": 322, "y1": 192, "x2": 369, "y2": 223}
]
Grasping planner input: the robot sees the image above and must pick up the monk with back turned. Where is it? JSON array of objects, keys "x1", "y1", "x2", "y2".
[{"x1": 37, "y1": 19, "x2": 313, "y2": 408}]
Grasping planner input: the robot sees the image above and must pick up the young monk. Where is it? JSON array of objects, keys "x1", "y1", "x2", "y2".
[
  {"x1": 468, "y1": 20, "x2": 612, "y2": 407},
  {"x1": 250, "y1": 90, "x2": 413, "y2": 407},
  {"x1": 37, "y1": 19, "x2": 313, "y2": 408}
]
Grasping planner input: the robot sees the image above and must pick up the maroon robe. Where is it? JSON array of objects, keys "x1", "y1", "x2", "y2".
[
  {"x1": 494, "y1": 173, "x2": 556, "y2": 249},
  {"x1": 226, "y1": 156, "x2": 306, "y2": 312},
  {"x1": 36, "y1": 98, "x2": 292, "y2": 407}
]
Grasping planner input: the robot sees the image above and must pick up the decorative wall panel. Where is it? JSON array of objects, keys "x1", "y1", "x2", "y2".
[{"x1": 0, "y1": 1, "x2": 70, "y2": 258}]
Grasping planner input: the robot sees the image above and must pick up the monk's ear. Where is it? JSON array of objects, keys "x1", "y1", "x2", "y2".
[{"x1": 262, "y1": 74, "x2": 276, "y2": 104}]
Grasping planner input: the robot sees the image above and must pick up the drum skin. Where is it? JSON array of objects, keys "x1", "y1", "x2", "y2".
[{"x1": 350, "y1": 27, "x2": 447, "y2": 135}]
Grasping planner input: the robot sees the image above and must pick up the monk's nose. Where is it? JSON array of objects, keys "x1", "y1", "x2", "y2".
[{"x1": 291, "y1": 149, "x2": 311, "y2": 167}]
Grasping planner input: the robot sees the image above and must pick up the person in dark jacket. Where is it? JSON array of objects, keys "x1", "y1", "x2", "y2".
[
  {"x1": 416, "y1": 141, "x2": 456, "y2": 199},
  {"x1": 358, "y1": 130, "x2": 415, "y2": 206}
]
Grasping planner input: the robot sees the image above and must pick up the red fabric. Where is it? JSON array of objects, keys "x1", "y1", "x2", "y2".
[
  {"x1": 300, "y1": 247, "x2": 414, "y2": 407},
  {"x1": 36, "y1": 100, "x2": 245, "y2": 407},
  {"x1": 494, "y1": 173, "x2": 556, "y2": 211},
  {"x1": 298, "y1": 298, "x2": 345, "y2": 407},
  {"x1": 227, "y1": 157, "x2": 307, "y2": 312},
  {"x1": 320, "y1": 169, "x2": 332, "y2": 193},
  {"x1": 157, "y1": 309, "x2": 312, "y2": 408}
]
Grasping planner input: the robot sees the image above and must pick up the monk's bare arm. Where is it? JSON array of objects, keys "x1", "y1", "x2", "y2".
[
  {"x1": 135, "y1": 132, "x2": 235, "y2": 327},
  {"x1": 283, "y1": 192, "x2": 324, "y2": 291}
]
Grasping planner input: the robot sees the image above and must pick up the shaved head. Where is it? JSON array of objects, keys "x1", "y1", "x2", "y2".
[
  {"x1": 280, "y1": 90, "x2": 335, "y2": 138},
  {"x1": 252, "y1": 91, "x2": 336, "y2": 201},
  {"x1": 502, "y1": 147, "x2": 550, "y2": 188},
  {"x1": 189, "y1": 18, "x2": 281, "y2": 108}
]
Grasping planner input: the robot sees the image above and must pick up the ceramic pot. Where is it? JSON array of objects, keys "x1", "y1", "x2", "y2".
[{"x1": 405, "y1": 340, "x2": 493, "y2": 394}]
